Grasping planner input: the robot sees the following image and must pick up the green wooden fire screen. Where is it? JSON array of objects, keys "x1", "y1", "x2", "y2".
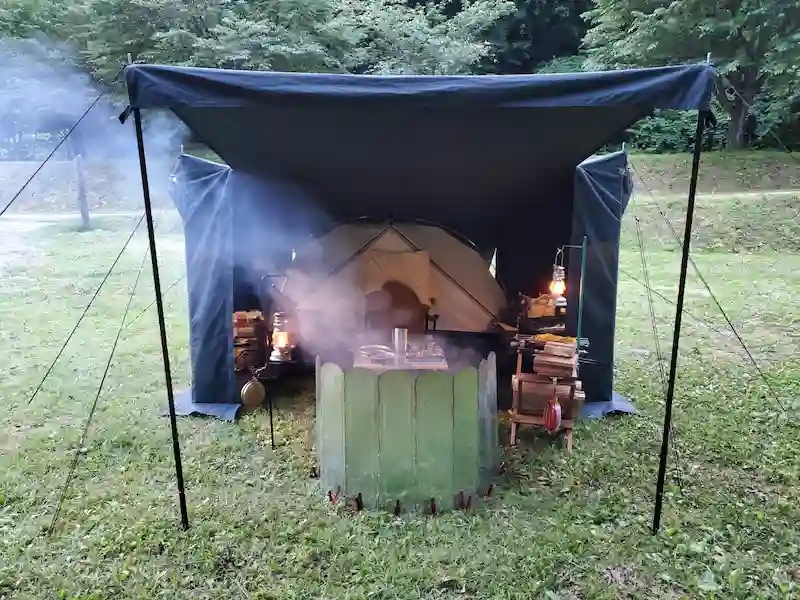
[{"x1": 315, "y1": 352, "x2": 499, "y2": 512}]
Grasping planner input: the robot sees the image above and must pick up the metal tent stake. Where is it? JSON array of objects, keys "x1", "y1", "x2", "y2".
[
  {"x1": 652, "y1": 110, "x2": 707, "y2": 534},
  {"x1": 133, "y1": 108, "x2": 190, "y2": 531}
]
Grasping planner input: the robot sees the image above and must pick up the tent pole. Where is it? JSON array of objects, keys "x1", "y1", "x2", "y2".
[
  {"x1": 133, "y1": 108, "x2": 190, "y2": 531},
  {"x1": 575, "y1": 235, "x2": 588, "y2": 345},
  {"x1": 652, "y1": 110, "x2": 706, "y2": 534}
]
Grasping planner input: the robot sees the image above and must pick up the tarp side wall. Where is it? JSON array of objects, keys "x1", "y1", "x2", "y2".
[
  {"x1": 567, "y1": 151, "x2": 632, "y2": 405},
  {"x1": 171, "y1": 155, "x2": 237, "y2": 404}
]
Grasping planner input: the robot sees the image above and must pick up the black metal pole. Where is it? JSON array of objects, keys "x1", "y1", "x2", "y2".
[
  {"x1": 133, "y1": 108, "x2": 190, "y2": 530},
  {"x1": 268, "y1": 389, "x2": 276, "y2": 449},
  {"x1": 652, "y1": 110, "x2": 706, "y2": 534}
]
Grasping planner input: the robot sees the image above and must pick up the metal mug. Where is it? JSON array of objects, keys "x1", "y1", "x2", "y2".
[{"x1": 392, "y1": 327, "x2": 408, "y2": 365}]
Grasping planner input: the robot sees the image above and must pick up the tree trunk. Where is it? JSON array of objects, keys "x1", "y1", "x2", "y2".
[
  {"x1": 727, "y1": 96, "x2": 748, "y2": 150},
  {"x1": 74, "y1": 153, "x2": 91, "y2": 230}
]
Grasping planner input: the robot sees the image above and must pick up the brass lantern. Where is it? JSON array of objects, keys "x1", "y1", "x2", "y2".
[
  {"x1": 549, "y1": 248, "x2": 566, "y2": 298},
  {"x1": 269, "y1": 311, "x2": 292, "y2": 362}
]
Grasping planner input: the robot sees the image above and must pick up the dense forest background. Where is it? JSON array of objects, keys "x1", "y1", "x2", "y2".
[{"x1": 1, "y1": 0, "x2": 799, "y2": 157}]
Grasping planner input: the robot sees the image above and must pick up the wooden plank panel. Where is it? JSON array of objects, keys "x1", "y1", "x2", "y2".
[
  {"x1": 315, "y1": 356, "x2": 322, "y2": 475},
  {"x1": 486, "y1": 352, "x2": 500, "y2": 471},
  {"x1": 453, "y1": 367, "x2": 479, "y2": 502},
  {"x1": 477, "y1": 357, "x2": 491, "y2": 492},
  {"x1": 344, "y1": 368, "x2": 380, "y2": 509},
  {"x1": 319, "y1": 362, "x2": 345, "y2": 495},
  {"x1": 378, "y1": 371, "x2": 416, "y2": 511},
  {"x1": 415, "y1": 371, "x2": 455, "y2": 511}
]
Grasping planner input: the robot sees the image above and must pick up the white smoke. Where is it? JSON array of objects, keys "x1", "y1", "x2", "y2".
[{"x1": 0, "y1": 36, "x2": 187, "y2": 218}]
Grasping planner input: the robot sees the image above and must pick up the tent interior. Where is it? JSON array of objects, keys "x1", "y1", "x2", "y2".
[
  {"x1": 171, "y1": 150, "x2": 632, "y2": 418},
  {"x1": 128, "y1": 63, "x2": 715, "y2": 419},
  {"x1": 280, "y1": 220, "x2": 506, "y2": 336}
]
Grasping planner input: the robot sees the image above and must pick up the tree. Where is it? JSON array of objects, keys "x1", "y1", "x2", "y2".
[
  {"x1": 34, "y1": 0, "x2": 512, "y2": 78},
  {"x1": 583, "y1": 0, "x2": 800, "y2": 149},
  {"x1": 340, "y1": 0, "x2": 515, "y2": 74},
  {"x1": 485, "y1": 0, "x2": 590, "y2": 74}
]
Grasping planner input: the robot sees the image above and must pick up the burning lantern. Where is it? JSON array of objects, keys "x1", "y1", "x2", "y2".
[
  {"x1": 549, "y1": 248, "x2": 567, "y2": 299},
  {"x1": 269, "y1": 311, "x2": 293, "y2": 362},
  {"x1": 549, "y1": 264, "x2": 566, "y2": 297}
]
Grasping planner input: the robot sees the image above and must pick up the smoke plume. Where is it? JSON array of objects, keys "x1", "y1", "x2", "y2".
[{"x1": 0, "y1": 35, "x2": 186, "y2": 217}]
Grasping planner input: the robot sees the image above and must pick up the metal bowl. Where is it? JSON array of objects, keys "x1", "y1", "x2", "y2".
[{"x1": 359, "y1": 344, "x2": 395, "y2": 361}]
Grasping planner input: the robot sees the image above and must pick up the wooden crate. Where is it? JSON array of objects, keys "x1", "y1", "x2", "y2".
[{"x1": 514, "y1": 377, "x2": 582, "y2": 419}]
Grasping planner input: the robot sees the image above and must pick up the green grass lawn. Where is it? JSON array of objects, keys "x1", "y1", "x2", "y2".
[{"x1": 1, "y1": 166, "x2": 800, "y2": 598}]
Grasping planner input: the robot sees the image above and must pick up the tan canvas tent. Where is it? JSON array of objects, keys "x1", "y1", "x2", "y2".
[{"x1": 278, "y1": 222, "x2": 506, "y2": 346}]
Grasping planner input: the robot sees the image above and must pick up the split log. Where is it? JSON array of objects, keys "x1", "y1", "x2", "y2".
[{"x1": 544, "y1": 341, "x2": 577, "y2": 356}]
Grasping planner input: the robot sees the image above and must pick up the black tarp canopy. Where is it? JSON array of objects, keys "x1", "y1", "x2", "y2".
[
  {"x1": 123, "y1": 64, "x2": 716, "y2": 531},
  {"x1": 126, "y1": 63, "x2": 714, "y2": 298},
  {"x1": 126, "y1": 63, "x2": 714, "y2": 416},
  {"x1": 168, "y1": 150, "x2": 633, "y2": 416}
]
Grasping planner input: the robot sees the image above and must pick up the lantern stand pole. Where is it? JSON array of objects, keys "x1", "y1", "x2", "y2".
[
  {"x1": 268, "y1": 392, "x2": 275, "y2": 449},
  {"x1": 556, "y1": 237, "x2": 588, "y2": 347},
  {"x1": 652, "y1": 109, "x2": 707, "y2": 535},
  {"x1": 133, "y1": 108, "x2": 190, "y2": 531},
  {"x1": 575, "y1": 235, "x2": 588, "y2": 347}
]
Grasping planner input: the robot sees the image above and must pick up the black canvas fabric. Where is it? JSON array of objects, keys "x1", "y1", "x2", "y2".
[
  {"x1": 566, "y1": 151, "x2": 633, "y2": 406},
  {"x1": 170, "y1": 155, "x2": 236, "y2": 405},
  {"x1": 172, "y1": 152, "x2": 631, "y2": 408},
  {"x1": 127, "y1": 63, "x2": 713, "y2": 300},
  {"x1": 131, "y1": 63, "x2": 714, "y2": 408}
]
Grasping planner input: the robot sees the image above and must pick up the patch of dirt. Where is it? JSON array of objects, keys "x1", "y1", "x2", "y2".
[{"x1": 601, "y1": 566, "x2": 648, "y2": 599}]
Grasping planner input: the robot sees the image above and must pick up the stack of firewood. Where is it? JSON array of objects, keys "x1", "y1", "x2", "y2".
[
  {"x1": 233, "y1": 310, "x2": 266, "y2": 371},
  {"x1": 516, "y1": 341, "x2": 585, "y2": 415},
  {"x1": 533, "y1": 341, "x2": 577, "y2": 378}
]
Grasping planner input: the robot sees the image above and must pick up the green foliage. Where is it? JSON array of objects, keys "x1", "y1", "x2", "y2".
[
  {"x1": 536, "y1": 53, "x2": 586, "y2": 74},
  {"x1": 2, "y1": 0, "x2": 513, "y2": 81},
  {"x1": 2, "y1": 0, "x2": 799, "y2": 153},
  {"x1": 626, "y1": 111, "x2": 704, "y2": 154},
  {"x1": 625, "y1": 108, "x2": 732, "y2": 153},
  {"x1": 583, "y1": 0, "x2": 800, "y2": 149},
  {"x1": 339, "y1": 0, "x2": 515, "y2": 75},
  {"x1": 484, "y1": 0, "x2": 590, "y2": 74}
]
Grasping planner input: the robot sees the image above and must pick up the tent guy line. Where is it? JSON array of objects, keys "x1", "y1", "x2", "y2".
[
  {"x1": 628, "y1": 190, "x2": 686, "y2": 495},
  {"x1": 0, "y1": 65, "x2": 125, "y2": 219},
  {"x1": 629, "y1": 162, "x2": 788, "y2": 416},
  {"x1": 48, "y1": 247, "x2": 149, "y2": 536},
  {"x1": 124, "y1": 273, "x2": 186, "y2": 329},
  {"x1": 26, "y1": 214, "x2": 145, "y2": 405},
  {"x1": 619, "y1": 268, "x2": 735, "y2": 340}
]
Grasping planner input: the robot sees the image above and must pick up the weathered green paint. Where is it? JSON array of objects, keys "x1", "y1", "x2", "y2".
[
  {"x1": 316, "y1": 353, "x2": 499, "y2": 512},
  {"x1": 415, "y1": 371, "x2": 455, "y2": 510},
  {"x1": 453, "y1": 367, "x2": 479, "y2": 503},
  {"x1": 319, "y1": 362, "x2": 345, "y2": 495},
  {"x1": 315, "y1": 355, "x2": 322, "y2": 468},
  {"x1": 486, "y1": 352, "x2": 500, "y2": 472},
  {"x1": 378, "y1": 370, "x2": 416, "y2": 510},
  {"x1": 344, "y1": 368, "x2": 380, "y2": 509},
  {"x1": 477, "y1": 353, "x2": 500, "y2": 491}
]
